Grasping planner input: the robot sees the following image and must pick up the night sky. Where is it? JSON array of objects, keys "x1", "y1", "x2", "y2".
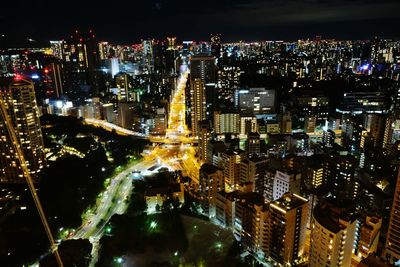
[{"x1": 1, "y1": 0, "x2": 400, "y2": 44}]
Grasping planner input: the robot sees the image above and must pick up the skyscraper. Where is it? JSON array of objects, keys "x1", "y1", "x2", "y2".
[
  {"x1": 263, "y1": 193, "x2": 309, "y2": 265},
  {"x1": 190, "y1": 78, "x2": 206, "y2": 135},
  {"x1": 383, "y1": 168, "x2": 400, "y2": 264},
  {"x1": 0, "y1": 77, "x2": 45, "y2": 183}
]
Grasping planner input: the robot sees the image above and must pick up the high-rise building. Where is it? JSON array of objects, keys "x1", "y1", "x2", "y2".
[
  {"x1": 324, "y1": 153, "x2": 358, "y2": 201},
  {"x1": 217, "y1": 66, "x2": 241, "y2": 103},
  {"x1": 246, "y1": 132, "x2": 260, "y2": 157},
  {"x1": 221, "y1": 150, "x2": 243, "y2": 190},
  {"x1": 310, "y1": 201, "x2": 358, "y2": 267},
  {"x1": 62, "y1": 30, "x2": 99, "y2": 86},
  {"x1": 190, "y1": 55, "x2": 216, "y2": 84},
  {"x1": 199, "y1": 163, "x2": 224, "y2": 218},
  {"x1": 383, "y1": 168, "x2": 400, "y2": 264},
  {"x1": 213, "y1": 111, "x2": 240, "y2": 134},
  {"x1": 280, "y1": 112, "x2": 292, "y2": 134},
  {"x1": 297, "y1": 95, "x2": 329, "y2": 123},
  {"x1": 262, "y1": 193, "x2": 309, "y2": 265},
  {"x1": 190, "y1": 78, "x2": 206, "y2": 135},
  {"x1": 0, "y1": 77, "x2": 45, "y2": 183},
  {"x1": 240, "y1": 116, "x2": 258, "y2": 135},
  {"x1": 199, "y1": 121, "x2": 211, "y2": 162},
  {"x1": 210, "y1": 34, "x2": 221, "y2": 57},
  {"x1": 235, "y1": 88, "x2": 276, "y2": 115}
]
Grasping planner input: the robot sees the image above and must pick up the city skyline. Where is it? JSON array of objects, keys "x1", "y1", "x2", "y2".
[{"x1": 1, "y1": 0, "x2": 400, "y2": 45}]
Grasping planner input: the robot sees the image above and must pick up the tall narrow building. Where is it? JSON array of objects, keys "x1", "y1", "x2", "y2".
[
  {"x1": 0, "y1": 77, "x2": 45, "y2": 183},
  {"x1": 383, "y1": 168, "x2": 400, "y2": 264},
  {"x1": 262, "y1": 193, "x2": 309, "y2": 265},
  {"x1": 190, "y1": 78, "x2": 206, "y2": 135}
]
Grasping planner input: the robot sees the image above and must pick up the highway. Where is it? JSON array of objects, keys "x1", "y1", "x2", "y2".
[{"x1": 36, "y1": 63, "x2": 201, "y2": 267}]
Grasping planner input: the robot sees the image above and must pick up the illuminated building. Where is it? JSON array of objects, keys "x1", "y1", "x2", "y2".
[
  {"x1": 272, "y1": 170, "x2": 302, "y2": 200},
  {"x1": 110, "y1": 57, "x2": 120, "y2": 77},
  {"x1": 310, "y1": 201, "x2": 358, "y2": 267},
  {"x1": 280, "y1": 112, "x2": 292, "y2": 134},
  {"x1": 324, "y1": 153, "x2": 358, "y2": 201},
  {"x1": 44, "y1": 62, "x2": 64, "y2": 98},
  {"x1": 115, "y1": 72, "x2": 132, "y2": 102},
  {"x1": 383, "y1": 169, "x2": 400, "y2": 264},
  {"x1": 199, "y1": 122, "x2": 211, "y2": 162},
  {"x1": 210, "y1": 34, "x2": 221, "y2": 57},
  {"x1": 142, "y1": 39, "x2": 154, "y2": 73},
  {"x1": 213, "y1": 111, "x2": 240, "y2": 134},
  {"x1": 246, "y1": 132, "x2": 260, "y2": 157},
  {"x1": 145, "y1": 183, "x2": 184, "y2": 213},
  {"x1": 305, "y1": 156, "x2": 324, "y2": 190},
  {"x1": 190, "y1": 78, "x2": 206, "y2": 135},
  {"x1": 221, "y1": 150, "x2": 243, "y2": 190},
  {"x1": 0, "y1": 77, "x2": 45, "y2": 183},
  {"x1": 262, "y1": 193, "x2": 309, "y2": 265},
  {"x1": 199, "y1": 163, "x2": 224, "y2": 218},
  {"x1": 217, "y1": 66, "x2": 241, "y2": 103},
  {"x1": 190, "y1": 55, "x2": 216, "y2": 84},
  {"x1": 50, "y1": 40, "x2": 64, "y2": 59},
  {"x1": 235, "y1": 88, "x2": 275, "y2": 115},
  {"x1": 297, "y1": 95, "x2": 329, "y2": 123},
  {"x1": 304, "y1": 116, "x2": 317, "y2": 133},
  {"x1": 62, "y1": 30, "x2": 99, "y2": 85},
  {"x1": 239, "y1": 156, "x2": 268, "y2": 189},
  {"x1": 358, "y1": 215, "x2": 382, "y2": 259},
  {"x1": 240, "y1": 116, "x2": 258, "y2": 135},
  {"x1": 98, "y1": 41, "x2": 110, "y2": 60}
]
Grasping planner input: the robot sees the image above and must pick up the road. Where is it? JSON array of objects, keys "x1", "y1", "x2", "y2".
[{"x1": 56, "y1": 63, "x2": 200, "y2": 266}]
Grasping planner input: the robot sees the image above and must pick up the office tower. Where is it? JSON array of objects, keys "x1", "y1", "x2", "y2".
[
  {"x1": 363, "y1": 114, "x2": 384, "y2": 147},
  {"x1": 98, "y1": 41, "x2": 110, "y2": 60},
  {"x1": 383, "y1": 169, "x2": 400, "y2": 264},
  {"x1": 324, "y1": 153, "x2": 358, "y2": 201},
  {"x1": 263, "y1": 193, "x2": 309, "y2": 265},
  {"x1": 115, "y1": 72, "x2": 132, "y2": 102},
  {"x1": 142, "y1": 39, "x2": 154, "y2": 73},
  {"x1": 272, "y1": 169, "x2": 302, "y2": 200},
  {"x1": 246, "y1": 132, "x2": 260, "y2": 157},
  {"x1": 323, "y1": 129, "x2": 336, "y2": 147},
  {"x1": 0, "y1": 77, "x2": 45, "y2": 183},
  {"x1": 213, "y1": 111, "x2": 240, "y2": 134},
  {"x1": 190, "y1": 78, "x2": 206, "y2": 135},
  {"x1": 235, "y1": 88, "x2": 276, "y2": 115},
  {"x1": 199, "y1": 163, "x2": 224, "y2": 218},
  {"x1": 62, "y1": 30, "x2": 99, "y2": 85},
  {"x1": 190, "y1": 55, "x2": 216, "y2": 84},
  {"x1": 44, "y1": 62, "x2": 64, "y2": 98},
  {"x1": 358, "y1": 215, "x2": 382, "y2": 259},
  {"x1": 240, "y1": 116, "x2": 258, "y2": 135},
  {"x1": 310, "y1": 201, "x2": 358, "y2": 267},
  {"x1": 210, "y1": 34, "x2": 221, "y2": 57},
  {"x1": 217, "y1": 66, "x2": 241, "y2": 104},
  {"x1": 342, "y1": 116, "x2": 365, "y2": 154},
  {"x1": 297, "y1": 95, "x2": 329, "y2": 123},
  {"x1": 166, "y1": 37, "x2": 178, "y2": 75},
  {"x1": 199, "y1": 121, "x2": 211, "y2": 162}
]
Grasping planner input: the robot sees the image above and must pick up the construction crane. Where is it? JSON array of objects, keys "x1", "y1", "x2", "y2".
[{"x1": 0, "y1": 97, "x2": 64, "y2": 267}]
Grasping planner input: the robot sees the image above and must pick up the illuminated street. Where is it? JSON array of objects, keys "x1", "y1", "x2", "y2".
[{"x1": 58, "y1": 62, "x2": 200, "y2": 266}]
